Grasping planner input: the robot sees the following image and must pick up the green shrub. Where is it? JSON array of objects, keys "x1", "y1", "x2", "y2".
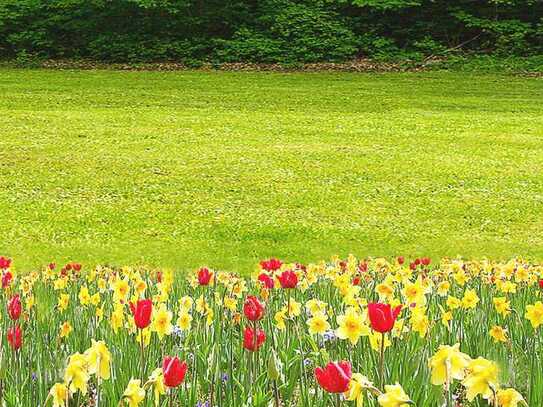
[{"x1": 0, "y1": 0, "x2": 541, "y2": 63}]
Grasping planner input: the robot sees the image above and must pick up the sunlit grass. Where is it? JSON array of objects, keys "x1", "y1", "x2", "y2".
[{"x1": 1, "y1": 69, "x2": 542, "y2": 272}]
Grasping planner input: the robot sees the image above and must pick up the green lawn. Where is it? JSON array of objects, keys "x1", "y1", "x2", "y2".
[{"x1": 1, "y1": 69, "x2": 542, "y2": 273}]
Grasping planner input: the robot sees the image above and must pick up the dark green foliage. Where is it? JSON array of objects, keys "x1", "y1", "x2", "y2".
[{"x1": 0, "y1": 0, "x2": 541, "y2": 63}]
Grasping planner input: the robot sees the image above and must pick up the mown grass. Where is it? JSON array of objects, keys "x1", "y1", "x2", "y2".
[{"x1": 0, "y1": 69, "x2": 542, "y2": 272}]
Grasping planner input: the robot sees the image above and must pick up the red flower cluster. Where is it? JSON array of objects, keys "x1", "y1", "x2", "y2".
[
  {"x1": 315, "y1": 361, "x2": 352, "y2": 393},
  {"x1": 243, "y1": 296, "x2": 265, "y2": 321},
  {"x1": 257, "y1": 273, "x2": 274, "y2": 289},
  {"x1": 368, "y1": 303, "x2": 402, "y2": 333},
  {"x1": 163, "y1": 356, "x2": 188, "y2": 387},
  {"x1": 2, "y1": 271, "x2": 12, "y2": 289},
  {"x1": 7, "y1": 325, "x2": 22, "y2": 351},
  {"x1": 130, "y1": 299, "x2": 153, "y2": 329},
  {"x1": 0, "y1": 256, "x2": 11, "y2": 269},
  {"x1": 197, "y1": 267, "x2": 213, "y2": 286},
  {"x1": 260, "y1": 258, "x2": 282, "y2": 272},
  {"x1": 278, "y1": 270, "x2": 298, "y2": 289},
  {"x1": 243, "y1": 327, "x2": 266, "y2": 351},
  {"x1": 8, "y1": 294, "x2": 22, "y2": 320},
  {"x1": 409, "y1": 257, "x2": 431, "y2": 270}
]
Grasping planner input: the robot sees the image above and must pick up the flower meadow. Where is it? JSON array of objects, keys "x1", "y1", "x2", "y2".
[{"x1": 1, "y1": 255, "x2": 543, "y2": 407}]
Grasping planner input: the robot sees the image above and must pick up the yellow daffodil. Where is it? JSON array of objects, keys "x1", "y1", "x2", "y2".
[
  {"x1": 96, "y1": 305, "x2": 104, "y2": 321},
  {"x1": 493, "y1": 297, "x2": 511, "y2": 317},
  {"x1": 306, "y1": 311, "x2": 330, "y2": 335},
  {"x1": 286, "y1": 299, "x2": 301, "y2": 317},
  {"x1": 85, "y1": 340, "x2": 111, "y2": 380},
  {"x1": 152, "y1": 303, "x2": 173, "y2": 339},
  {"x1": 369, "y1": 331, "x2": 391, "y2": 352},
  {"x1": 428, "y1": 343, "x2": 471, "y2": 386},
  {"x1": 409, "y1": 306, "x2": 429, "y2": 338},
  {"x1": 48, "y1": 383, "x2": 69, "y2": 407},
  {"x1": 59, "y1": 321, "x2": 72, "y2": 339},
  {"x1": 402, "y1": 277, "x2": 426, "y2": 306},
  {"x1": 223, "y1": 297, "x2": 237, "y2": 312},
  {"x1": 345, "y1": 373, "x2": 374, "y2": 407},
  {"x1": 113, "y1": 278, "x2": 130, "y2": 303},
  {"x1": 496, "y1": 388, "x2": 527, "y2": 407},
  {"x1": 122, "y1": 379, "x2": 146, "y2": 407},
  {"x1": 110, "y1": 304, "x2": 125, "y2": 334},
  {"x1": 90, "y1": 292, "x2": 100, "y2": 306},
  {"x1": 179, "y1": 295, "x2": 194, "y2": 311},
  {"x1": 336, "y1": 307, "x2": 369, "y2": 345},
  {"x1": 436, "y1": 281, "x2": 450, "y2": 297},
  {"x1": 177, "y1": 310, "x2": 192, "y2": 331},
  {"x1": 145, "y1": 368, "x2": 166, "y2": 407},
  {"x1": 377, "y1": 383, "x2": 411, "y2": 407},
  {"x1": 64, "y1": 353, "x2": 90, "y2": 395},
  {"x1": 78, "y1": 286, "x2": 91, "y2": 306},
  {"x1": 376, "y1": 282, "x2": 395, "y2": 301},
  {"x1": 489, "y1": 325, "x2": 508, "y2": 343},
  {"x1": 136, "y1": 327, "x2": 152, "y2": 347},
  {"x1": 461, "y1": 289, "x2": 479, "y2": 310},
  {"x1": 453, "y1": 269, "x2": 468, "y2": 286},
  {"x1": 57, "y1": 293, "x2": 70, "y2": 312},
  {"x1": 441, "y1": 310, "x2": 453, "y2": 329},
  {"x1": 462, "y1": 357, "x2": 499, "y2": 401},
  {"x1": 306, "y1": 299, "x2": 328, "y2": 316},
  {"x1": 275, "y1": 308, "x2": 287, "y2": 330},
  {"x1": 446, "y1": 296, "x2": 461, "y2": 310},
  {"x1": 525, "y1": 301, "x2": 543, "y2": 329}
]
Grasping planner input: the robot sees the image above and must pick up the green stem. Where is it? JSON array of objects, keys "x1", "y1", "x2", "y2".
[
  {"x1": 140, "y1": 330, "x2": 145, "y2": 383},
  {"x1": 379, "y1": 332, "x2": 385, "y2": 390}
]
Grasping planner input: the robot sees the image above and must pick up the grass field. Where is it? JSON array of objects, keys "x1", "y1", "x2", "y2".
[{"x1": 0, "y1": 69, "x2": 542, "y2": 272}]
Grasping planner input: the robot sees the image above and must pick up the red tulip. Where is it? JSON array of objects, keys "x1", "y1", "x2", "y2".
[
  {"x1": 258, "y1": 273, "x2": 274, "y2": 289},
  {"x1": 8, "y1": 295, "x2": 22, "y2": 320},
  {"x1": 538, "y1": 279, "x2": 543, "y2": 289},
  {"x1": 163, "y1": 356, "x2": 188, "y2": 387},
  {"x1": 352, "y1": 277, "x2": 361, "y2": 286},
  {"x1": 397, "y1": 256, "x2": 405, "y2": 265},
  {"x1": 0, "y1": 256, "x2": 11, "y2": 270},
  {"x1": 314, "y1": 361, "x2": 352, "y2": 393},
  {"x1": 421, "y1": 257, "x2": 431, "y2": 266},
  {"x1": 7, "y1": 325, "x2": 22, "y2": 351},
  {"x1": 197, "y1": 267, "x2": 212, "y2": 286},
  {"x1": 278, "y1": 270, "x2": 297, "y2": 289},
  {"x1": 243, "y1": 327, "x2": 266, "y2": 351},
  {"x1": 409, "y1": 262, "x2": 417, "y2": 270},
  {"x1": 260, "y1": 258, "x2": 282, "y2": 272},
  {"x1": 367, "y1": 303, "x2": 402, "y2": 333},
  {"x1": 72, "y1": 263, "x2": 82, "y2": 272},
  {"x1": 358, "y1": 262, "x2": 368, "y2": 273},
  {"x1": 156, "y1": 271, "x2": 162, "y2": 283},
  {"x1": 2, "y1": 271, "x2": 12, "y2": 289},
  {"x1": 243, "y1": 296, "x2": 265, "y2": 321},
  {"x1": 48, "y1": 263, "x2": 56, "y2": 270},
  {"x1": 129, "y1": 299, "x2": 153, "y2": 329}
]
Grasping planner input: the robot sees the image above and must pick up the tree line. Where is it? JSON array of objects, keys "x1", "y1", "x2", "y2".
[{"x1": 0, "y1": 0, "x2": 541, "y2": 63}]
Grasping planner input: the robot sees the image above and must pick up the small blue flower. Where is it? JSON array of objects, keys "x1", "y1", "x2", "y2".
[{"x1": 323, "y1": 330, "x2": 336, "y2": 342}]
